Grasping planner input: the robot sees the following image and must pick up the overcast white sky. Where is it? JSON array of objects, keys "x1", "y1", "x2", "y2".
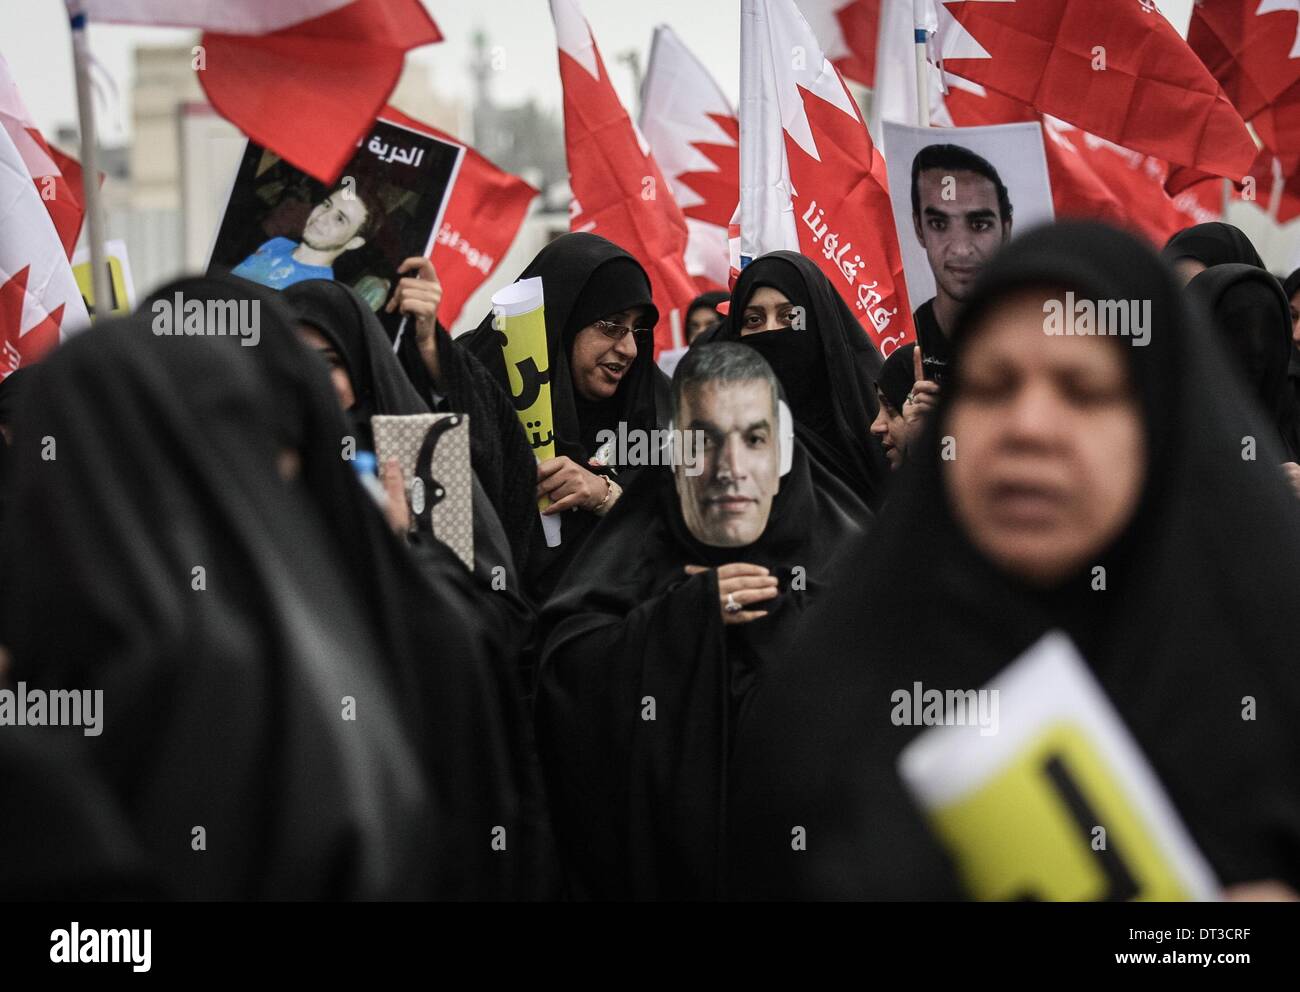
[{"x1": 9, "y1": 0, "x2": 1195, "y2": 144}]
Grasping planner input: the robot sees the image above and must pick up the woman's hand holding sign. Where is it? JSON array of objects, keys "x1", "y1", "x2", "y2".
[
  {"x1": 903, "y1": 347, "x2": 941, "y2": 432},
  {"x1": 388, "y1": 256, "x2": 443, "y2": 387},
  {"x1": 537, "y1": 457, "x2": 609, "y2": 515}
]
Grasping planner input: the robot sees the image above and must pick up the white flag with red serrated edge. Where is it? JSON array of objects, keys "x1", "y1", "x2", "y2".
[
  {"x1": 639, "y1": 24, "x2": 738, "y2": 291},
  {"x1": 740, "y1": 0, "x2": 913, "y2": 354},
  {"x1": 0, "y1": 125, "x2": 89, "y2": 377}
]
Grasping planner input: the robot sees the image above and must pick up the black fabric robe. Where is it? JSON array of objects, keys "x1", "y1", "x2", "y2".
[
  {"x1": 2, "y1": 280, "x2": 556, "y2": 899},
  {"x1": 0, "y1": 730, "x2": 159, "y2": 900},
  {"x1": 723, "y1": 222, "x2": 1300, "y2": 899},
  {"x1": 534, "y1": 443, "x2": 869, "y2": 899}
]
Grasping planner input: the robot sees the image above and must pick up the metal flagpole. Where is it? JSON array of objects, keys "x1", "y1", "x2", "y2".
[
  {"x1": 68, "y1": 2, "x2": 110, "y2": 318},
  {"x1": 914, "y1": 0, "x2": 931, "y2": 128}
]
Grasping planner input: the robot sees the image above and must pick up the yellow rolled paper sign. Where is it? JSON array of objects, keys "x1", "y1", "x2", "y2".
[{"x1": 490, "y1": 276, "x2": 556, "y2": 510}]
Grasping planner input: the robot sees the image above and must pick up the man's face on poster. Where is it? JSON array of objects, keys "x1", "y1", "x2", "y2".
[
  {"x1": 913, "y1": 167, "x2": 1010, "y2": 304},
  {"x1": 675, "y1": 378, "x2": 781, "y2": 548},
  {"x1": 302, "y1": 190, "x2": 370, "y2": 254}
]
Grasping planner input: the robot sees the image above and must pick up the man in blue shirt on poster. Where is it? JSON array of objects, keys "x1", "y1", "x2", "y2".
[{"x1": 232, "y1": 186, "x2": 377, "y2": 290}]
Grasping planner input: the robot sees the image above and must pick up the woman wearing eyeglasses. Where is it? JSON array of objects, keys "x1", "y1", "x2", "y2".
[{"x1": 460, "y1": 232, "x2": 672, "y2": 603}]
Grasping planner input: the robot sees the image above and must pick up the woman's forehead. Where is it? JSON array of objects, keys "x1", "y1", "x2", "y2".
[{"x1": 745, "y1": 286, "x2": 792, "y2": 308}]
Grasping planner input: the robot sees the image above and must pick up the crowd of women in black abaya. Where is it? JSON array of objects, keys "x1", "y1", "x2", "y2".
[{"x1": 1, "y1": 219, "x2": 1299, "y2": 901}]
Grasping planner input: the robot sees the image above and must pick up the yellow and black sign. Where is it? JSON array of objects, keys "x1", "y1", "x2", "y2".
[
  {"x1": 929, "y1": 722, "x2": 1194, "y2": 901},
  {"x1": 71, "y1": 240, "x2": 135, "y2": 320}
]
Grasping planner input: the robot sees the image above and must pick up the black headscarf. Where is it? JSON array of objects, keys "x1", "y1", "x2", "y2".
[
  {"x1": 703, "y1": 251, "x2": 889, "y2": 509},
  {"x1": 876, "y1": 343, "x2": 917, "y2": 414},
  {"x1": 2, "y1": 280, "x2": 556, "y2": 899},
  {"x1": 723, "y1": 222, "x2": 1300, "y2": 898},
  {"x1": 459, "y1": 232, "x2": 672, "y2": 600},
  {"x1": 283, "y1": 279, "x2": 426, "y2": 444},
  {"x1": 535, "y1": 425, "x2": 870, "y2": 899},
  {"x1": 1284, "y1": 268, "x2": 1300, "y2": 303},
  {"x1": 686, "y1": 290, "x2": 728, "y2": 344},
  {"x1": 1162, "y1": 221, "x2": 1265, "y2": 270},
  {"x1": 461, "y1": 232, "x2": 668, "y2": 465},
  {"x1": 1188, "y1": 264, "x2": 1300, "y2": 459}
]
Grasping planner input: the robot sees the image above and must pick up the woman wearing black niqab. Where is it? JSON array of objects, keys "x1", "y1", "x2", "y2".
[
  {"x1": 1, "y1": 282, "x2": 556, "y2": 899},
  {"x1": 1187, "y1": 264, "x2": 1300, "y2": 460},
  {"x1": 702, "y1": 251, "x2": 889, "y2": 510},
  {"x1": 723, "y1": 222, "x2": 1300, "y2": 899},
  {"x1": 534, "y1": 343, "x2": 869, "y2": 899},
  {"x1": 459, "y1": 232, "x2": 672, "y2": 601}
]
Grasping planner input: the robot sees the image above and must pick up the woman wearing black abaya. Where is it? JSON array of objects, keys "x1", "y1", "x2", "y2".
[
  {"x1": 1187, "y1": 264, "x2": 1300, "y2": 461},
  {"x1": 360, "y1": 274, "x2": 540, "y2": 579},
  {"x1": 1162, "y1": 221, "x2": 1264, "y2": 285},
  {"x1": 281, "y1": 277, "x2": 531, "y2": 589},
  {"x1": 724, "y1": 222, "x2": 1300, "y2": 899},
  {"x1": 535, "y1": 343, "x2": 869, "y2": 899},
  {"x1": 459, "y1": 232, "x2": 672, "y2": 601},
  {"x1": 701, "y1": 251, "x2": 889, "y2": 510},
  {"x1": 1, "y1": 284, "x2": 556, "y2": 899},
  {"x1": 1, "y1": 318, "x2": 434, "y2": 899}
]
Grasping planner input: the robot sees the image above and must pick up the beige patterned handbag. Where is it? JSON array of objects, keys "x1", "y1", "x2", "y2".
[{"x1": 371, "y1": 413, "x2": 474, "y2": 570}]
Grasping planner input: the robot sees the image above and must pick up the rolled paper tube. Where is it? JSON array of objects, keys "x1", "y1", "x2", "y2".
[{"x1": 490, "y1": 277, "x2": 560, "y2": 538}]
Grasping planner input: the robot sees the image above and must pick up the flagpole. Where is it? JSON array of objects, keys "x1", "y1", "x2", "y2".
[
  {"x1": 914, "y1": 0, "x2": 930, "y2": 127},
  {"x1": 69, "y1": 3, "x2": 110, "y2": 318}
]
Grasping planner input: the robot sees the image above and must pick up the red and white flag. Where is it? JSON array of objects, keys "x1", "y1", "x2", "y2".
[
  {"x1": 937, "y1": 0, "x2": 1257, "y2": 183},
  {"x1": 551, "y1": 0, "x2": 699, "y2": 354},
  {"x1": 0, "y1": 55, "x2": 86, "y2": 259},
  {"x1": 73, "y1": 0, "x2": 355, "y2": 33},
  {"x1": 1190, "y1": 0, "x2": 1300, "y2": 169},
  {"x1": 196, "y1": 0, "x2": 441, "y2": 183},
  {"x1": 741, "y1": 0, "x2": 911, "y2": 353},
  {"x1": 380, "y1": 107, "x2": 538, "y2": 330},
  {"x1": 0, "y1": 125, "x2": 89, "y2": 377},
  {"x1": 941, "y1": 77, "x2": 1220, "y2": 246},
  {"x1": 797, "y1": 0, "x2": 884, "y2": 88},
  {"x1": 639, "y1": 24, "x2": 738, "y2": 293}
]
